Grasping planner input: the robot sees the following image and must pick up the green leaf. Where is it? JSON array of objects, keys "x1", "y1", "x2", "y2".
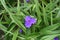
[
  {"x1": 4, "y1": 23, "x2": 16, "y2": 37},
  {"x1": 12, "y1": 28, "x2": 19, "y2": 40},
  {"x1": 12, "y1": 15, "x2": 26, "y2": 32},
  {"x1": 0, "y1": 22, "x2": 7, "y2": 32},
  {"x1": 56, "y1": 10, "x2": 60, "y2": 18},
  {"x1": 0, "y1": 0, "x2": 26, "y2": 33},
  {"x1": 40, "y1": 34, "x2": 60, "y2": 40},
  {"x1": 41, "y1": 23, "x2": 60, "y2": 31},
  {"x1": 41, "y1": 30, "x2": 60, "y2": 35},
  {"x1": 45, "y1": 0, "x2": 59, "y2": 12},
  {"x1": 17, "y1": 0, "x2": 20, "y2": 14},
  {"x1": 42, "y1": 2, "x2": 49, "y2": 26}
]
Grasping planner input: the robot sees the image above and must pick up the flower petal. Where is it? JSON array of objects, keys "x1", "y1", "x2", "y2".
[
  {"x1": 26, "y1": 0, "x2": 30, "y2": 2},
  {"x1": 25, "y1": 21, "x2": 32, "y2": 28},
  {"x1": 54, "y1": 37, "x2": 59, "y2": 40},
  {"x1": 30, "y1": 18, "x2": 36, "y2": 24},
  {"x1": 20, "y1": 29, "x2": 23, "y2": 33},
  {"x1": 25, "y1": 16, "x2": 31, "y2": 21}
]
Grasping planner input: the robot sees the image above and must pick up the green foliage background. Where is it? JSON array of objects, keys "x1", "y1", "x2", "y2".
[{"x1": 0, "y1": 0, "x2": 60, "y2": 40}]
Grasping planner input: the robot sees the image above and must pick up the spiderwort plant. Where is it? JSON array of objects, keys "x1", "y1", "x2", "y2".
[{"x1": 25, "y1": 16, "x2": 36, "y2": 28}]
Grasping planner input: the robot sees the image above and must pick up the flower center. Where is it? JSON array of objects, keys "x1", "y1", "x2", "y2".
[{"x1": 28, "y1": 20, "x2": 30, "y2": 22}]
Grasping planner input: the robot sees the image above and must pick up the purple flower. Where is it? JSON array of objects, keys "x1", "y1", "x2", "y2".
[
  {"x1": 20, "y1": 29, "x2": 23, "y2": 33},
  {"x1": 54, "y1": 37, "x2": 59, "y2": 40},
  {"x1": 25, "y1": 16, "x2": 36, "y2": 28},
  {"x1": 26, "y1": 0, "x2": 30, "y2": 2}
]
